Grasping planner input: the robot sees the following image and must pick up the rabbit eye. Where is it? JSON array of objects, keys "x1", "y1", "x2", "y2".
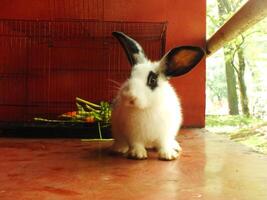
[{"x1": 147, "y1": 71, "x2": 158, "y2": 90}]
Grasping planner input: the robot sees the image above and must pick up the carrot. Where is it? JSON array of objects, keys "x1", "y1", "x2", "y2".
[
  {"x1": 84, "y1": 116, "x2": 95, "y2": 123},
  {"x1": 64, "y1": 111, "x2": 77, "y2": 117}
]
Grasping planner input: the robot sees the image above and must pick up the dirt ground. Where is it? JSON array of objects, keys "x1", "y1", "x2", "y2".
[{"x1": 205, "y1": 116, "x2": 267, "y2": 154}]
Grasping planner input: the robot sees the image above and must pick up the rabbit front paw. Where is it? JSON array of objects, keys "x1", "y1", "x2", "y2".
[
  {"x1": 172, "y1": 140, "x2": 182, "y2": 152},
  {"x1": 158, "y1": 148, "x2": 179, "y2": 161},
  {"x1": 128, "y1": 145, "x2": 147, "y2": 160},
  {"x1": 111, "y1": 141, "x2": 129, "y2": 154}
]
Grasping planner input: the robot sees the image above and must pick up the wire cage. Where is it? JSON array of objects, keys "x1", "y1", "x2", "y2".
[{"x1": 0, "y1": 19, "x2": 167, "y2": 124}]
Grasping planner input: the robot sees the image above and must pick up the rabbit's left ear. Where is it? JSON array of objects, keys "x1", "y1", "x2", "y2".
[
  {"x1": 112, "y1": 31, "x2": 147, "y2": 66},
  {"x1": 160, "y1": 46, "x2": 205, "y2": 77}
]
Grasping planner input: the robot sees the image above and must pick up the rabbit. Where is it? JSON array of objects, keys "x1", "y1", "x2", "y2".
[{"x1": 111, "y1": 31, "x2": 204, "y2": 160}]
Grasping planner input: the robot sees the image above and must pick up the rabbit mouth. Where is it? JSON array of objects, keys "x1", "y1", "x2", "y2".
[
  {"x1": 123, "y1": 97, "x2": 138, "y2": 107},
  {"x1": 122, "y1": 97, "x2": 147, "y2": 109}
]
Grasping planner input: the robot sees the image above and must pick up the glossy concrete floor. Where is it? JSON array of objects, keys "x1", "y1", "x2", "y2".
[{"x1": 1, "y1": 129, "x2": 267, "y2": 200}]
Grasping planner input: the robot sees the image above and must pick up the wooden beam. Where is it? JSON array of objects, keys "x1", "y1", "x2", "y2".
[{"x1": 206, "y1": 0, "x2": 267, "y2": 56}]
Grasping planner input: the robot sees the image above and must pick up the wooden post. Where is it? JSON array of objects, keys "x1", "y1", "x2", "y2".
[{"x1": 206, "y1": 0, "x2": 267, "y2": 56}]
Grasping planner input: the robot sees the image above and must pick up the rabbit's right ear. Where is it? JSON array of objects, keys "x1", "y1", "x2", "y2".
[
  {"x1": 112, "y1": 32, "x2": 147, "y2": 66},
  {"x1": 160, "y1": 46, "x2": 205, "y2": 77}
]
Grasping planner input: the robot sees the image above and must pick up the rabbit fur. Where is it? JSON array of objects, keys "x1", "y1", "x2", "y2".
[{"x1": 111, "y1": 32, "x2": 204, "y2": 160}]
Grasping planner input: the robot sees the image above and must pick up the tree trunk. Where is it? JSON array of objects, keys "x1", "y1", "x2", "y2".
[
  {"x1": 217, "y1": 0, "x2": 239, "y2": 115},
  {"x1": 236, "y1": 47, "x2": 250, "y2": 116},
  {"x1": 224, "y1": 45, "x2": 239, "y2": 115}
]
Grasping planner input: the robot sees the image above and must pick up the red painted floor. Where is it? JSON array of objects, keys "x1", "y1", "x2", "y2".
[{"x1": 1, "y1": 129, "x2": 267, "y2": 200}]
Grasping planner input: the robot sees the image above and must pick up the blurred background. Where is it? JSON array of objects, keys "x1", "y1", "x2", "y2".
[{"x1": 206, "y1": 0, "x2": 267, "y2": 153}]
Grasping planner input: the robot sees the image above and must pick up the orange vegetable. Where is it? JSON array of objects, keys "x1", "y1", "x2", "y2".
[
  {"x1": 84, "y1": 116, "x2": 95, "y2": 123},
  {"x1": 64, "y1": 111, "x2": 77, "y2": 117}
]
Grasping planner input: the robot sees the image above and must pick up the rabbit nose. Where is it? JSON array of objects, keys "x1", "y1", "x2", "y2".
[{"x1": 129, "y1": 97, "x2": 137, "y2": 105}]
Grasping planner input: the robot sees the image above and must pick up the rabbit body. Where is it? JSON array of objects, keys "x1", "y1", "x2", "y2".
[
  {"x1": 111, "y1": 62, "x2": 182, "y2": 160},
  {"x1": 110, "y1": 31, "x2": 204, "y2": 160}
]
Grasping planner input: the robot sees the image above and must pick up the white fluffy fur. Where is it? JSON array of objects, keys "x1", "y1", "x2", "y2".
[{"x1": 111, "y1": 60, "x2": 182, "y2": 160}]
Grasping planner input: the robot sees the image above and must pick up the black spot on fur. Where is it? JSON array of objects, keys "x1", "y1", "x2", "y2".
[{"x1": 147, "y1": 71, "x2": 158, "y2": 90}]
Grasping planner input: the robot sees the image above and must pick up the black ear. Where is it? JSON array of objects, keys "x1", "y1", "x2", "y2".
[
  {"x1": 112, "y1": 31, "x2": 147, "y2": 66},
  {"x1": 161, "y1": 46, "x2": 205, "y2": 77}
]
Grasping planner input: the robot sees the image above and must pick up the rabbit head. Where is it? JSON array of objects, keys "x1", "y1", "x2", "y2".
[
  {"x1": 111, "y1": 32, "x2": 205, "y2": 160},
  {"x1": 112, "y1": 31, "x2": 204, "y2": 110}
]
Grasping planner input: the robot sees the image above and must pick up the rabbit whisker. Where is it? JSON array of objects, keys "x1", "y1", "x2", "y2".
[{"x1": 108, "y1": 79, "x2": 121, "y2": 87}]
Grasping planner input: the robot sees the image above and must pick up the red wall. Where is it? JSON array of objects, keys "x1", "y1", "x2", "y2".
[{"x1": 0, "y1": 0, "x2": 206, "y2": 127}]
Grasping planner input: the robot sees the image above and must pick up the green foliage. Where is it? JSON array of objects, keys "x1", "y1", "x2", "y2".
[
  {"x1": 207, "y1": 0, "x2": 220, "y2": 38},
  {"x1": 230, "y1": 121, "x2": 267, "y2": 140},
  {"x1": 35, "y1": 97, "x2": 112, "y2": 124},
  {"x1": 206, "y1": 0, "x2": 267, "y2": 117},
  {"x1": 206, "y1": 1, "x2": 267, "y2": 154},
  {"x1": 206, "y1": 56, "x2": 227, "y2": 101},
  {"x1": 206, "y1": 115, "x2": 267, "y2": 154},
  {"x1": 231, "y1": 121, "x2": 267, "y2": 155},
  {"x1": 206, "y1": 115, "x2": 263, "y2": 127},
  {"x1": 207, "y1": 0, "x2": 248, "y2": 37}
]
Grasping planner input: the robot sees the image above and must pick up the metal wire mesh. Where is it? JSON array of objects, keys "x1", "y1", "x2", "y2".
[
  {"x1": 48, "y1": 0, "x2": 104, "y2": 20},
  {"x1": 0, "y1": 19, "x2": 166, "y2": 122}
]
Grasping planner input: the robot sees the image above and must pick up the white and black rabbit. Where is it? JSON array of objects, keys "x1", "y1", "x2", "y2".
[{"x1": 111, "y1": 32, "x2": 204, "y2": 160}]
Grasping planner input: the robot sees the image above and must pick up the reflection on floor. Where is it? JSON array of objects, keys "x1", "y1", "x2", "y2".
[{"x1": 1, "y1": 129, "x2": 267, "y2": 200}]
